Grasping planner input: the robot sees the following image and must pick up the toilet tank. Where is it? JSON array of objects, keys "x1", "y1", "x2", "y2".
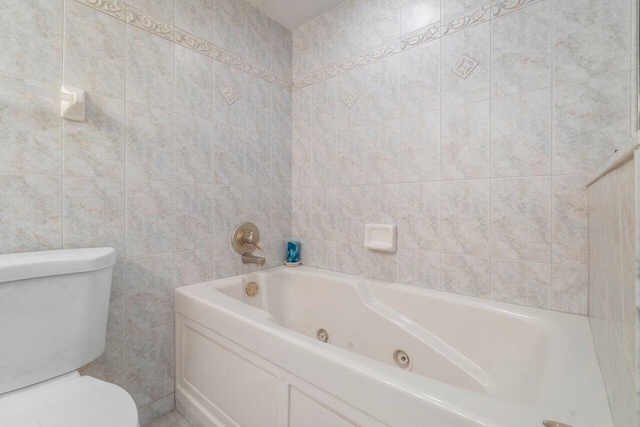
[{"x1": 0, "y1": 248, "x2": 116, "y2": 394}]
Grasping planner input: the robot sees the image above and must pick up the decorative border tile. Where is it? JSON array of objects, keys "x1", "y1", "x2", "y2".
[
  {"x1": 125, "y1": 6, "x2": 174, "y2": 41},
  {"x1": 75, "y1": 0, "x2": 126, "y2": 20},
  {"x1": 175, "y1": 27, "x2": 213, "y2": 57}
]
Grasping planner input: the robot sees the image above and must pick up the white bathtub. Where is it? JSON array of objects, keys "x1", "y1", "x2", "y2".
[{"x1": 175, "y1": 266, "x2": 612, "y2": 427}]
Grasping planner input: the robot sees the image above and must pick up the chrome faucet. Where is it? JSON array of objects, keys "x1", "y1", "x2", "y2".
[{"x1": 231, "y1": 222, "x2": 266, "y2": 267}]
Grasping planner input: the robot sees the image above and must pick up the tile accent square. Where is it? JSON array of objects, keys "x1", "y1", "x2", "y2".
[
  {"x1": 222, "y1": 86, "x2": 239, "y2": 105},
  {"x1": 451, "y1": 54, "x2": 479, "y2": 80}
]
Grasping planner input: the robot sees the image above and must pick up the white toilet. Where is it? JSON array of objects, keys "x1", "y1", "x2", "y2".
[{"x1": 0, "y1": 248, "x2": 139, "y2": 426}]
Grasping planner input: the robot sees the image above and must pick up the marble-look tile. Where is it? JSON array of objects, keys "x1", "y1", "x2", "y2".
[
  {"x1": 298, "y1": 239, "x2": 336, "y2": 270},
  {"x1": 126, "y1": 25, "x2": 174, "y2": 110},
  {"x1": 139, "y1": 395, "x2": 177, "y2": 427},
  {"x1": 212, "y1": 244, "x2": 245, "y2": 279},
  {"x1": 126, "y1": 254, "x2": 175, "y2": 335},
  {"x1": 440, "y1": 180, "x2": 490, "y2": 256},
  {"x1": 272, "y1": 21, "x2": 292, "y2": 78},
  {"x1": 441, "y1": 101, "x2": 490, "y2": 180},
  {"x1": 366, "y1": 55, "x2": 401, "y2": 123},
  {"x1": 0, "y1": 0, "x2": 62, "y2": 83},
  {"x1": 246, "y1": 5, "x2": 273, "y2": 70},
  {"x1": 365, "y1": 120, "x2": 400, "y2": 184},
  {"x1": 125, "y1": 181, "x2": 174, "y2": 257},
  {"x1": 292, "y1": 188, "x2": 313, "y2": 238},
  {"x1": 441, "y1": 254, "x2": 490, "y2": 298},
  {"x1": 553, "y1": 72, "x2": 630, "y2": 174},
  {"x1": 214, "y1": 62, "x2": 245, "y2": 129},
  {"x1": 174, "y1": 249, "x2": 213, "y2": 288},
  {"x1": 337, "y1": 126, "x2": 366, "y2": 186},
  {"x1": 272, "y1": 85, "x2": 292, "y2": 139},
  {"x1": 398, "y1": 182, "x2": 439, "y2": 251},
  {"x1": 212, "y1": 0, "x2": 245, "y2": 56},
  {"x1": 212, "y1": 186, "x2": 241, "y2": 244},
  {"x1": 553, "y1": 0, "x2": 630, "y2": 85},
  {"x1": 246, "y1": 75, "x2": 271, "y2": 135},
  {"x1": 310, "y1": 187, "x2": 337, "y2": 241},
  {"x1": 399, "y1": 111, "x2": 440, "y2": 182},
  {"x1": 491, "y1": 177, "x2": 552, "y2": 263},
  {"x1": 293, "y1": 10, "x2": 336, "y2": 77},
  {"x1": 552, "y1": 174, "x2": 589, "y2": 267},
  {"x1": 491, "y1": 1, "x2": 551, "y2": 97},
  {"x1": 400, "y1": 0, "x2": 440, "y2": 34},
  {"x1": 174, "y1": 115, "x2": 213, "y2": 184},
  {"x1": 0, "y1": 75, "x2": 62, "y2": 175},
  {"x1": 364, "y1": 0, "x2": 400, "y2": 49},
  {"x1": 213, "y1": 123, "x2": 246, "y2": 186},
  {"x1": 441, "y1": 0, "x2": 488, "y2": 19},
  {"x1": 552, "y1": 265, "x2": 588, "y2": 315},
  {"x1": 312, "y1": 78, "x2": 336, "y2": 135},
  {"x1": 128, "y1": 0, "x2": 175, "y2": 23},
  {"x1": 245, "y1": 133, "x2": 272, "y2": 187},
  {"x1": 64, "y1": 94, "x2": 125, "y2": 179},
  {"x1": 441, "y1": 22, "x2": 490, "y2": 108},
  {"x1": 175, "y1": 184, "x2": 212, "y2": 251},
  {"x1": 107, "y1": 260, "x2": 126, "y2": 342},
  {"x1": 125, "y1": 104, "x2": 174, "y2": 181},
  {"x1": 80, "y1": 338, "x2": 124, "y2": 388},
  {"x1": 336, "y1": 243, "x2": 365, "y2": 276},
  {"x1": 271, "y1": 189, "x2": 292, "y2": 239},
  {"x1": 175, "y1": 0, "x2": 213, "y2": 41},
  {"x1": 399, "y1": 41, "x2": 440, "y2": 116},
  {"x1": 272, "y1": 135, "x2": 292, "y2": 188},
  {"x1": 335, "y1": 0, "x2": 366, "y2": 63},
  {"x1": 398, "y1": 250, "x2": 440, "y2": 289},
  {"x1": 125, "y1": 324, "x2": 174, "y2": 408},
  {"x1": 491, "y1": 88, "x2": 551, "y2": 178},
  {"x1": 65, "y1": 0, "x2": 125, "y2": 99},
  {"x1": 334, "y1": 186, "x2": 364, "y2": 244},
  {"x1": 174, "y1": 45, "x2": 213, "y2": 121},
  {"x1": 311, "y1": 131, "x2": 337, "y2": 187},
  {"x1": 363, "y1": 184, "x2": 399, "y2": 225},
  {"x1": 365, "y1": 250, "x2": 398, "y2": 282},
  {"x1": 63, "y1": 178, "x2": 125, "y2": 257},
  {"x1": 0, "y1": 174, "x2": 62, "y2": 254},
  {"x1": 618, "y1": 159, "x2": 636, "y2": 367},
  {"x1": 335, "y1": 68, "x2": 368, "y2": 130},
  {"x1": 491, "y1": 259, "x2": 552, "y2": 309}
]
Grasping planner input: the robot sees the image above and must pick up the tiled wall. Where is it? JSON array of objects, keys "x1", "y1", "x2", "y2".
[
  {"x1": 291, "y1": 0, "x2": 638, "y2": 315},
  {"x1": 588, "y1": 151, "x2": 638, "y2": 427},
  {"x1": 0, "y1": 0, "x2": 291, "y2": 424}
]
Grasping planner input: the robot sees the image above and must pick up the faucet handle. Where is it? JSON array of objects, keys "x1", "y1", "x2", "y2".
[{"x1": 242, "y1": 230, "x2": 263, "y2": 251}]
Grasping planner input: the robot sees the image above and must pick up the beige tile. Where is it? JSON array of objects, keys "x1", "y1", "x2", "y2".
[
  {"x1": 174, "y1": 45, "x2": 213, "y2": 120},
  {"x1": 213, "y1": 0, "x2": 245, "y2": 56},
  {"x1": 174, "y1": 184, "x2": 212, "y2": 252},
  {"x1": 491, "y1": 259, "x2": 552, "y2": 309},
  {"x1": 125, "y1": 104, "x2": 174, "y2": 181},
  {"x1": 441, "y1": 180, "x2": 490, "y2": 256},
  {"x1": 399, "y1": 41, "x2": 440, "y2": 116},
  {"x1": 441, "y1": 254, "x2": 490, "y2": 298},
  {"x1": 175, "y1": 0, "x2": 213, "y2": 41},
  {"x1": 174, "y1": 115, "x2": 213, "y2": 184},
  {"x1": 125, "y1": 181, "x2": 174, "y2": 257},
  {"x1": 398, "y1": 250, "x2": 440, "y2": 289},
  {"x1": 174, "y1": 249, "x2": 213, "y2": 288},
  {"x1": 80, "y1": 338, "x2": 124, "y2": 388},
  {"x1": 398, "y1": 182, "x2": 440, "y2": 251},
  {"x1": 552, "y1": 174, "x2": 589, "y2": 267},
  {"x1": 552, "y1": 265, "x2": 588, "y2": 315},
  {"x1": 365, "y1": 120, "x2": 400, "y2": 184},
  {"x1": 399, "y1": 111, "x2": 440, "y2": 183}
]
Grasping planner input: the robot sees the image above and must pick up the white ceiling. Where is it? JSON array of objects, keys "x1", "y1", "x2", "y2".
[{"x1": 245, "y1": 0, "x2": 346, "y2": 29}]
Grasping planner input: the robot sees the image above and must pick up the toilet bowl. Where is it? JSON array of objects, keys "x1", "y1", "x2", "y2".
[{"x1": 0, "y1": 248, "x2": 139, "y2": 426}]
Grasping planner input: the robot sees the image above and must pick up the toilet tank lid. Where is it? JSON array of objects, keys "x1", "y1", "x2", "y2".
[{"x1": 0, "y1": 248, "x2": 116, "y2": 284}]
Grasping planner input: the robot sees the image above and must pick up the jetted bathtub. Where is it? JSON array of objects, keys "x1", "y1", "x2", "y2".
[{"x1": 175, "y1": 266, "x2": 613, "y2": 427}]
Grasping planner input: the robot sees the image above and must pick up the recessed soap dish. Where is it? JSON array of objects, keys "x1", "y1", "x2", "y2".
[{"x1": 364, "y1": 224, "x2": 397, "y2": 253}]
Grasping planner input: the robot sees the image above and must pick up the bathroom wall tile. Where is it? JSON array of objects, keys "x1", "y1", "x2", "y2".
[
  {"x1": 365, "y1": 250, "x2": 399, "y2": 282},
  {"x1": 272, "y1": 136, "x2": 292, "y2": 188},
  {"x1": 272, "y1": 84, "x2": 292, "y2": 138},
  {"x1": 213, "y1": 123, "x2": 246, "y2": 186},
  {"x1": 312, "y1": 78, "x2": 337, "y2": 135},
  {"x1": 399, "y1": 41, "x2": 440, "y2": 116},
  {"x1": 298, "y1": 239, "x2": 336, "y2": 270},
  {"x1": 553, "y1": 72, "x2": 630, "y2": 174},
  {"x1": 0, "y1": 75, "x2": 62, "y2": 175},
  {"x1": 0, "y1": 174, "x2": 62, "y2": 254},
  {"x1": 126, "y1": 103, "x2": 174, "y2": 181},
  {"x1": 80, "y1": 338, "x2": 125, "y2": 388},
  {"x1": 125, "y1": 324, "x2": 174, "y2": 408},
  {"x1": 399, "y1": 111, "x2": 440, "y2": 182},
  {"x1": 174, "y1": 249, "x2": 213, "y2": 288},
  {"x1": 311, "y1": 132, "x2": 337, "y2": 187},
  {"x1": 175, "y1": 184, "x2": 212, "y2": 251},
  {"x1": 491, "y1": 177, "x2": 552, "y2": 263},
  {"x1": 337, "y1": 126, "x2": 366, "y2": 186},
  {"x1": 441, "y1": 179, "x2": 490, "y2": 256},
  {"x1": 552, "y1": 174, "x2": 589, "y2": 267},
  {"x1": 335, "y1": 68, "x2": 368, "y2": 130},
  {"x1": 553, "y1": 0, "x2": 630, "y2": 85},
  {"x1": 364, "y1": 0, "x2": 400, "y2": 49},
  {"x1": 441, "y1": 101, "x2": 490, "y2": 180},
  {"x1": 126, "y1": 254, "x2": 175, "y2": 335},
  {"x1": 618, "y1": 159, "x2": 635, "y2": 368},
  {"x1": 441, "y1": 0, "x2": 488, "y2": 19},
  {"x1": 212, "y1": 244, "x2": 244, "y2": 279},
  {"x1": 366, "y1": 55, "x2": 401, "y2": 123},
  {"x1": 363, "y1": 184, "x2": 399, "y2": 225},
  {"x1": 126, "y1": 25, "x2": 174, "y2": 110},
  {"x1": 272, "y1": 21, "x2": 292, "y2": 78},
  {"x1": 214, "y1": 62, "x2": 245, "y2": 129},
  {"x1": 398, "y1": 182, "x2": 440, "y2": 251},
  {"x1": 64, "y1": 94, "x2": 125, "y2": 178},
  {"x1": 246, "y1": 75, "x2": 271, "y2": 135},
  {"x1": 365, "y1": 120, "x2": 400, "y2": 184},
  {"x1": 441, "y1": 22, "x2": 490, "y2": 108},
  {"x1": 552, "y1": 265, "x2": 588, "y2": 315},
  {"x1": 212, "y1": 0, "x2": 245, "y2": 56},
  {"x1": 310, "y1": 187, "x2": 337, "y2": 241},
  {"x1": 491, "y1": 1, "x2": 551, "y2": 97},
  {"x1": 400, "y1": 0, "x2": 440, "y2": 34},
  {"x1": 174, "y1": 115, "x2": 213, "y2": 184},
  {"x1": 441, "y1": 254, "x2": 490, "y2": 298},
  {"x1": 63, "y1": 178, "x2": 125, "y2": 257},
  {"x1": 335, "y1": 0, "x2": 366, "y2": 63},
  {"x1": 292, "y1": 188, "x2": 313, "y2": 238},
  {"x1": 246, "y1": 6, "x2": 273, "y2": 71},
  {"x1": 271, "y1": 189, "x2": 292, "y2": 239},
  {"x1": 212, "y1": 186, "x2": 242, "y2": 244},
  {"x1": 125, "y1": 181, "x2": 174, "y2": 257},
  {"x1": 138, "y1": 393, "x2": 176, "y2": 427},
  {"x1": 128, "y1": 0, "x2": 175, "y2": 23},
  {"x1": 398, "y1": 250, "x2": 440, "y2": 289},
  {"x1": 0, "y1": 0, "x2": 62, "y2": 83},
  {"x1": 65, "y1": 0, "x2": 125, "y2": 99},
  {"x1": 175, "y1": 0, "x2": 213, "y2": 41},
  {"x1": 491, "y1": 259, "x2": 552, "y2": 309},
  {"x1": 107, "y1": 260, "x2": 126, "y2": 341},
  {"x1": 293, "y1": 10, "x2": 336, "y2": 77},
  {"x1": 335, "y1": 186, "x2": 364, "y2": 244},
  {"x1": 174, "y1": 45, "x2": 213, "y2": 121},
  {"x1": 245, "y1": 133, "x2": 272, "y2": 187},
  {"x1": 491, "y1": 88, "x2": 551, "y2": 178},
  {"x1": 336, "y1": 243, "x2": 365, "y2": 276}
]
